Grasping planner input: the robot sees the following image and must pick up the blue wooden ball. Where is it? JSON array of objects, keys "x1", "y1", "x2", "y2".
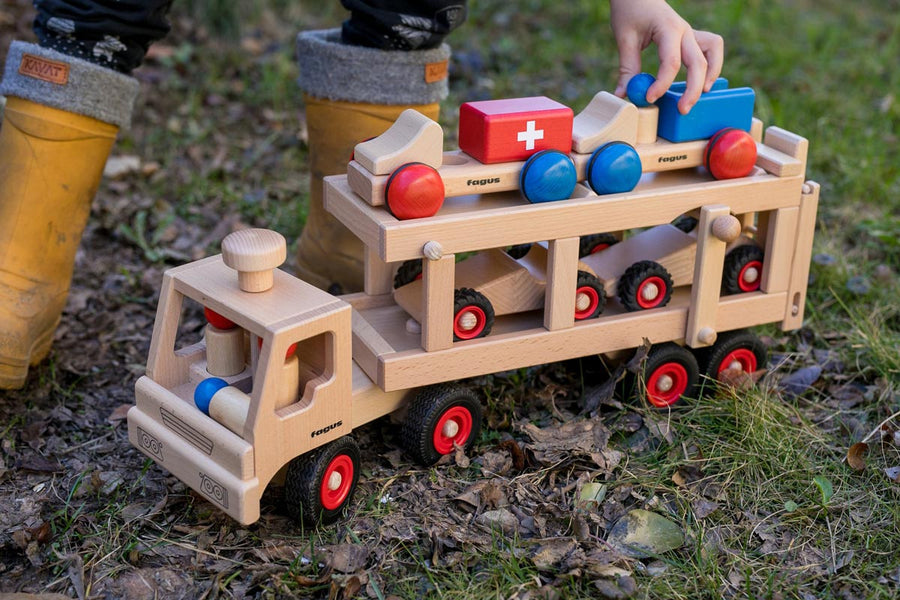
[
  {"x1": 194, "y1": 377, "x2": 228, "y2": 415},
  {"x1": 626, "y1": 73, "x2": 657, "y2": 107}
]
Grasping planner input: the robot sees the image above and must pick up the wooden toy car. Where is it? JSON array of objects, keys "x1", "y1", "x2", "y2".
[{"x1": 128, "y1": 85, "x2": 817, "y2": 528}]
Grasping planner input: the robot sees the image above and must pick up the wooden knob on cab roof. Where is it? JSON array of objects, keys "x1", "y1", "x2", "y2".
[{"x1": 222, "y1": 228, "x2": 286, "y2": 292}]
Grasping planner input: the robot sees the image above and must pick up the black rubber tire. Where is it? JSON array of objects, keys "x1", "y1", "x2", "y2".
[
  {"x1": 626, "y1": 343, "x2": 699, "y2": 408},
  {"x1": 579, "y1": 233, "x2": 619, "y2": 257},
  {"x1": 617, "y1": 260, "x2": 674, "y2": 311},
  {"x1": 284, "y1": 436, "x2": 360, "y2": 525},
  {"x1": 695, "y1": 329, "x2": 767, "y2": 392},
  {"x1": 453, "y1": 288, "x2": 495, "y2": 341},
  {"x1": 575, "y1": 270, "x2": 606, "y2": 320},
  {"x1": 722, "y1": 245, "x2": 765, "y2": 295},
  {"x1": 401, "y1": 384, "x2": 483, "y2": 466},
  {"x1": 394, "y1": 259, "x2": 423, "y2": 288},
  {"x1": 671, "y1": 214, "x2": 699, "y2": 233},
  {"x1": 505, "y1": 244, "x2": 534, "y2": 260}
]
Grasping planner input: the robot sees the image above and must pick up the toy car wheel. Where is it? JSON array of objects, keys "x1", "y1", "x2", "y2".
[
  {"x1": 579, "y1": 233, "x2": 619, "y2": 256},
  {"x1": 393, "y1": 259, "x2": 423, "y2": 288},
  {"x1": 722, "y1": 245, "x2": 765, "y2": 294},
  {"x1": 696, "y1": 329, "x2": 767, "y2": 390},
  {"x1": 618, "y1": 261, "x2": 674, "y2": 311},
  {"x1": 640, "y1": 343, "x2": 699, "y2": 408},
  {"x1": 519, "y1": 150, "x2": 577, "y2": 203},
  {"x1": 704, "y1": 128, "x2": 758, "y2": 180},
  {"x1": 284, "y1": 436, "x2": 361, "y2": 525},
  {"x1": 575, "y1": 271, "x2": 606, "y2": 320},
  {"x1": 401, "y1": 384, "x2": 483, "y2": 466},
  {"x1": 385, "y1": 162, "x2": 445, "y2": 220},
  {"x1": 671, "y1": 215, "x2": 699, "y2": 233},
  {"x1": 505, "y1": 243, "x2": 534, "y2": 260},
  {"x1": 586, "y1": 141, "x2": 642, "y2": 195},
  {"x1": 453, "y1": 288, "x2": 495, "y2": 341}
]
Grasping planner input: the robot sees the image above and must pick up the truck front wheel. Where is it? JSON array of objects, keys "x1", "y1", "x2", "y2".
[
  {"x1": 402, "y1": 385, "x2": 483, "y2": 466},
  {"x1": 284, "y1": 436, "x2": 360, "y2": 525}
]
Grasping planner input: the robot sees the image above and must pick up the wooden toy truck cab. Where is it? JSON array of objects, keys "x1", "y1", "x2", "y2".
[{"x1": 129, "y1": 86, "x2": 818, "y2": 528}]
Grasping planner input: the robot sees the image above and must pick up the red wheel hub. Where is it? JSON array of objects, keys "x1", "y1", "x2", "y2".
[
  {"x1": 646, "y1": 361, "x2": 689, "y2": 407},
  {"x1": 454, "y1": 305, "x2": 486, "y2": 340},
  {"x1": 737, "y1": 260, "x2": 763, "y2": 292},
  {"x1": 320, "y1": 454, "x2": 355, "y2": 511},
  {"x1": 574, "y1": 285, "x2": 601, "y2": 320},
  {"x1": 636, "y1": 276, "x2": 667, "y2": 309},
  {"x1": 385, "y1": 163, "x2": 445, "y2": 220},
  {"x1": 717, "y1": 348, "x2": 758, "y2": 375},
  {"x1": 433, "y1": 406, "x2": 474, "y2": 455}
]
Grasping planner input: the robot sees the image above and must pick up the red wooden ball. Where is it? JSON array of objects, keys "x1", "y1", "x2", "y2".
[
  {"x1": 705, "y1": 128, "x2": 758, "y2": 180},
  {"x1": 385, "y1": 162, "x2": 445, "y2": 220},
  {"x1": 204, "y1": 306, "x2": 236, "y2": 329}
]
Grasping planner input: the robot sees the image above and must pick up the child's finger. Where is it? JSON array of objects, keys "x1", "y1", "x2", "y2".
[
  {"x1": 678, "y1": 34, "x2": 708, "y2": 114},
  {"x1": 696, "y1": 31, "x2": 724, "y2": 90},
  {"x1": 647, "y1": 31, "x2": 682, "y2": 103},
  {"x1": 614, "y1": 34, "x2": 644, "y2": 98}
]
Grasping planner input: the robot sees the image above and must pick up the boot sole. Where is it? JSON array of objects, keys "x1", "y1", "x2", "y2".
[{"x1": 0, "y1": 322, "x2": 56, "y2": 390}]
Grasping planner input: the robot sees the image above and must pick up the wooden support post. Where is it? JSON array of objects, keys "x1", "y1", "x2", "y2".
[
  {"x1": 364, "y1": 246, "x2": 394, "y2": 296},
  {"x1": 544, "y1": 237, "x2": 579, "y2": 331},
  {"x1": 760, "y1": 206, "x2": 800, "y2": 294},
  {"x1": 782, "y1": 181, "x2": 819, "y2": 330},
  {"x1": 422, "y1": 247, "x2": 455, "y2": 351},
  {"x1": 685, "y1": 205, "x2": 734, "y2": 348}
]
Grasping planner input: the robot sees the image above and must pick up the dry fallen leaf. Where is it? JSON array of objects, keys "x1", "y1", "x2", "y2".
[{"x1": 846, "y1": 442, "x2": 868, "y2": 471}]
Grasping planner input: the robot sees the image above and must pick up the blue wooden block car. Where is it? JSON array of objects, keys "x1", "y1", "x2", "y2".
[{"x1": 656, "y1": 78, "x2": 755, "y2": 143}]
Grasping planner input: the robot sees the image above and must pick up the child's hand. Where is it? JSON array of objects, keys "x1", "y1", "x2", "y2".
[{"x1": 609, "y1": 0, "x2": 723, "y2": 114}]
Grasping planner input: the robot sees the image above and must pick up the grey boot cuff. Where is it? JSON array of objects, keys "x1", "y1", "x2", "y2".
[
  {"x1": 297, "y1": 29, "x2": 450, "y2": 105},
  {"x1": 1, "y1": 41, "x2": 139, "y2": 129}
]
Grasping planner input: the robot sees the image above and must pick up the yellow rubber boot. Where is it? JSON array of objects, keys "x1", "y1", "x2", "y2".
[
  {"x1": 296, "y1": 96, "x2": 439, "y2": 292},
  {"x1": 0, "y1": 41, "x2": 137, "y2": 389},
  {"x1": 0, "y1": 98, "x2": 118, "y2": 388},
  {"x1": 295, "y1": 29, "x2": 450, "y2": 293}
]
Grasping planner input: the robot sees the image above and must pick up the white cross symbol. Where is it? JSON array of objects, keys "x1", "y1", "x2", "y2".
[{"x1": 517, "y1": 120, "x2": 544, "y2": 150}]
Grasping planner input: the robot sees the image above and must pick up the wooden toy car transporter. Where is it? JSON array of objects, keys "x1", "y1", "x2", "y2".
[{"x1": 127, "y1": 88, "x2": 818, "y2": 526}]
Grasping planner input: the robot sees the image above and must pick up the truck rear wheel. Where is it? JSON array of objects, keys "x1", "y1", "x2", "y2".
[
  {"x1": 402, "y1": 384, "x2": 483, "y2": 466},
  {"x1": 618, "y1": 260, "x2": 674, "y2": 311},
  {"x1": 639, "y1": 343, "x2": 699, "y2": 408},
  {"x1": 696, "y1": 329, "x2": 767, "y2": 390},
  {"x1": 575, "y1": 271, "x2": 606, "y2": 320},
  {"x1": 722, "y1": 245, "x2": 764, "y2": 294},
  {"x1": 284, "y1": 436, "x2": 360, "y2": 525},
  {"x1": 453, "y1": 288, "x2": 494, "y2": 341}
]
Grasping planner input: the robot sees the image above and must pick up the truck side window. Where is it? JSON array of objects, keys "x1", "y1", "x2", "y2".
[{"x1": 274, "y1": 331, "x2": 334, "y2": 414}]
